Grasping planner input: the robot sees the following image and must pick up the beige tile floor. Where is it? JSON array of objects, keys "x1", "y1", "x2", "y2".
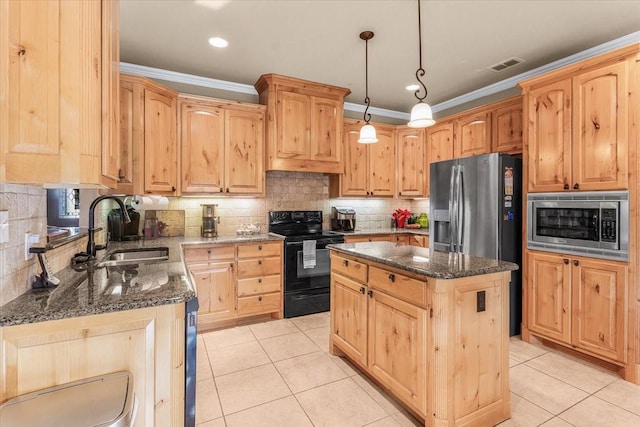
[{"x1": 195, "y1": 312, "x2": 640, "y2": 427}]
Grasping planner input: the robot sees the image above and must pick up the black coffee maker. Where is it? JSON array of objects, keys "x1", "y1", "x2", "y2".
[{"x1": 108, "y1": 207, "x2": 140, "y2": 241}]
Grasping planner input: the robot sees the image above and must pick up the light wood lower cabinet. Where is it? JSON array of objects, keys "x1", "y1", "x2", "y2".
[
  {"x1": 0, "y1": 304, "x2": 185, "y2": 427},
  {"x1": 527, "y1": 251, "x2": 628, "y2": 363},
  {"x1": 184, "y1": 241, "x2": 283, "y2": 329},
  {"x1": 330, "y1": 252, "x2": 510, "y2": 425}
]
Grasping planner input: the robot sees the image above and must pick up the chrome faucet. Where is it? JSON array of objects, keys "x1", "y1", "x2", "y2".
[{"x1": 86, "y1": 195, "x2": 131, "y2": 258}]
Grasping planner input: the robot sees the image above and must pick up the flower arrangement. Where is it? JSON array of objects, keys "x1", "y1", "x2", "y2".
[{"x1": 392, "y1": 209, "x2": 411, "y2": 228}]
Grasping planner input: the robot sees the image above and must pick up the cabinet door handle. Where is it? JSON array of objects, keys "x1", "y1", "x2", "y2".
[
  {"x1": 370, "y1": 191, "x2": 374, "y2": 196},
  {"x1": 207, "y1": 249, "x2": 211, "y2": 254},
  {"x1": 367, "y1": 290, "x2": 373, "y2": 298},
  {"x1": 342, "y1": 259, "x2": 349, "y2": 267},
  {"x1": 258, "y1": 278, "x2": 262, "y2": 283},
  {"x1": 573, "y1": 183, "x2": 579, "y2": 190},
  {"x1": 573, "y1": 260, "x2": 579, "y2": 266},
  {"x1": 258, "y1": 245, "x2": 262, "y2": 250},
  {"x1": 563, "y1": 258, "x2": 569, "y2": 264},
  {"x1": 258, "y1": 260, "x2": 263, "y2": 265},
  {"x1": 226, "y1": 188, "x2": 230, "y2": 193},
  {"x1": 399, "y1": 191, "x2": 402, "y2": 196},
  {"x1": 563, "y1": 183, "x2": 569, "y2": 190},
  {"x1": 171, "y1": 186, "x2": 176, "y2": 192},
  {"x1": 360, "y1": 286, "x2": 365, "y2": 294},
  {"x1": 258, "y1": 296, "x2": 263, "y2": 301},
  {"x1": 230, "y1": 262, "x2": 234, "y2": 268},
  {"x1": 118, "y1": 168, "x2": 125, "y2": 180},
  {"x1": 388, "y1": 273, "x2": 395, "y2": 283},
  {"x1": 219, "y1": 188, "x2": 223, "y2": 192}
]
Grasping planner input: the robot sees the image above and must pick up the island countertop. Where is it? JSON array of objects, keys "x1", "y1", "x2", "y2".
[
  {"x1": 0, "y1": 233, "x2": 284, "y2": 327},
  {"x1": 328, "y1": 241, "x2": 518, "y2": 279}
]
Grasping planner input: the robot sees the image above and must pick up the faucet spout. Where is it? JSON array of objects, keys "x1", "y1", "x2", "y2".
[{"x1": 86, "y1": 195, "x2": 131, "y2": 258}]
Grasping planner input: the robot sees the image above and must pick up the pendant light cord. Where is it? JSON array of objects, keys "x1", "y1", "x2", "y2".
[
  {"x1": 414, "y1": 0, "x2": 428, "y2": 103},
  {"x1": 363, "y1": 35, "x2": 372, "y2": 123}
]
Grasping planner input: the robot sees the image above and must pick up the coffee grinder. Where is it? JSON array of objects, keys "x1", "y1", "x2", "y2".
[{"x1": 201, "y1": 204, "x2": 219, "y2": 238}]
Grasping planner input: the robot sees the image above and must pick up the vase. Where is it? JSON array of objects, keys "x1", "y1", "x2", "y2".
[{"x1": 396, "y1": 218, "x2": 406, "y2": 228}]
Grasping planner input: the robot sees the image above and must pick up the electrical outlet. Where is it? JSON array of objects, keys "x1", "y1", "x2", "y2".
[
  {"x1": 24, "y1": 233, "x2": 40, "y2": 261},
  {"x1": 0, "y1": 210, "x2": 8, "y2": 244}
]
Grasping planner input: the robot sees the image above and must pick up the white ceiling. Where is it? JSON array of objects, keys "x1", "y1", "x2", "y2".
[{"x1": 120, "y1": 0, "x2": 640, "y2": 115}]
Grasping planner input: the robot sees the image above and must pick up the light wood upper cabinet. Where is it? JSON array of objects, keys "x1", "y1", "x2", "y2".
[
  {"x1": 522, "y1": 53, "x2": 632, "y2": 192},
  {"x1": 331, "y1": 120, "x2": 395, "y2": 197},
  {"x1": 426, "y1": 121, "x2": 455, "y2": 164},
  {"x1": 455, "y1": 110, "x2": 492, "y2": 158},
  {"x1": 572, "y1": 61, "x2": 628, "y2": 191},
  {"x1": 492, "y1": 97, "x2": 523, "y2": 154},
  {"x1": 396, "y1": 127, "x2": 426, "y2": 198},
  {"x1": 100, "y1": 0, "x2": 120, "y2": 188},
  {"x1": 118, "y1": 74, "x2": 178, "y2": 195},
  {"x1": 527, "y1": 250, "x2": 628, "y2": 363},
  {"x1": 179, "y1": 96, "x2": 265, "y2": 195},
  {"x1": 255, "y1": 73, "x2": 350, "y2": 174},
  {"x1": 1, "y1": 0, "x2": 118, "y2": 187}
]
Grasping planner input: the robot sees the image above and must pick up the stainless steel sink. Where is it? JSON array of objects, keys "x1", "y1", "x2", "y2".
[{"x1": 98, "y1": 247, "x2": 169, "y2": 267}]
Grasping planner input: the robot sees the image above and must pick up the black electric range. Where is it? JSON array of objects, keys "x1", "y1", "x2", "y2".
[{"x1": 269, "y1": 211, "x2": 344, "y2": 317}]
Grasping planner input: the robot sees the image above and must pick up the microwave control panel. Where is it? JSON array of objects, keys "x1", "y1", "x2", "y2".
[{"x1": 600, "y1": 208, "x2": 617, "y2": 243}]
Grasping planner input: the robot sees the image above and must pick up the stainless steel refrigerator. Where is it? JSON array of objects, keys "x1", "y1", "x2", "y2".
[{"x1": 429, "y1": 153, "x2": 522, "y2": 336}]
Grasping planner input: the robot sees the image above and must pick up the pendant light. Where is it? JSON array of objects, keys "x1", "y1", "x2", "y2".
[
  {"x1": 358, "y1": 31, "x2": 378, "y2": 143},
  {"x1": 407, "y1": 0, "x2": 436, "y2": 128}
]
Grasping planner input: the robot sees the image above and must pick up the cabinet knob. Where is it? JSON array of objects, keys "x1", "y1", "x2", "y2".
[
  {"x1": 563, "y1": 258, "x2": 569, "y2": 264},
  {"x1": 388, "y1": 273, "x2": 395, "y2": 283},
  {"x1": 399, "y1": 191, "x2": 402, "y2": 196},
  {"x1": 258, "y1": 278, "x2": 262, "y2": 283},
  {"x1": 367, "y1": 290, "x2": 373, "y2": 298},
  {"x1": 342, "y1": 259, "x2": 349, "y2": 267},
  {"x1": 258, "y1": 260, "x2": 263, "y2": 265},
  {"x1": 573, "y1": 260, "x2": 579, "y2": 266},
  {"x1": 226, "y1": 188, "x2": 230, "y2": 193},
  {"x1": 118, "y1": 169, "x2": 125, "y2": 180},
  {"x1": 370, "y1": 192, "x2": 374, "y2": 196},
  {"x1": 563, "y1": 183, "x2": 570, "y2": 190},
  {"x1": 258, "y1": 245, "x2": 262, "y2": 250},
  {"x1": 258, "y1": 296, "x2": 263, "y2": 301},
  {"x1": 207, "y1": 249, "x2": 211, "y2": 254},
  {"x1": 230, "y1": 262, "x2": 234, "y2": 268},
  {"x1": 360, "y1": 286, "x2": 366, "y2": 294},
  {"x1": 171, "y1": 186, "x2": 176, "y2": 192},
  {"x1": 573, "y1": 183, "x2": 579, "y2": 190},
  {"x1": 219, "y1": 188, "x2": 223, "y2": 192}
]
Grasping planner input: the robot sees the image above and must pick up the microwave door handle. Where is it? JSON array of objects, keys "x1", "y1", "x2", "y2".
[
  {"x1": 449, "y1": 165, "x2": 457, "y2": 252},
  {"x1": 457, "y1": 166, "x2": 464, "y2": 253}
]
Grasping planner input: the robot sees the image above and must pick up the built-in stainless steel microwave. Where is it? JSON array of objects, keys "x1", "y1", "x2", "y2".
[{"x1": 527, "y1": 191, "x2": 629, "y2": 261}]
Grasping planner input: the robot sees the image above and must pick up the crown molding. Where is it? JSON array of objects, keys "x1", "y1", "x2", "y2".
[{"x1": 120, "y1": 31, "x2": 640, "y2": 119}]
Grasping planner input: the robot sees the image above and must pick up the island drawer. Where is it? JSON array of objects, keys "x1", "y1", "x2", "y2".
[
  {"x1": 237, "y1": 242, "x2": 281, "y2": 259},
  {"x1": 369, "y1": 266, "x2": 427, "y2": 306},
  {"x1": 237, "y1": 257, "x2": 281, "y2": 278},
  {"x1": 238, "y1": 292, "x2": 281, "y2": 315},
  {"x1": 183, "y1": 245, "x2": 234, "y2": 262},
  {"x1": 237, "y1": 275, "x2": 281, "y2": 297},
  {"x1": 331, "y1": 254, "x2": 368, "y2": 283}
]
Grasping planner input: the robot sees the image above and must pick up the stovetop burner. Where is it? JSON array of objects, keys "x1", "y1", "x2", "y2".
[{"x1": 268, "y1": 211, "x2": 344, "y2": 243}]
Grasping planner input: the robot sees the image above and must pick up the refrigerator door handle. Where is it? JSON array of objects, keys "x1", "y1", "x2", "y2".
[
  {"x1": 449, "y1": 165, "x2": 457, "y2": 252},
  {"x1": 457, "y1": 166, "x2": 464, "y2": 252}
]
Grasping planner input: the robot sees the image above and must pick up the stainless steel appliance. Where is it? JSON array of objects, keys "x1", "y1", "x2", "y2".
[
  {"x1": 430, "y1": 153, "x2": 522, "y2": 335},
  {"x1": 527, "y1": 191, "x2": 629, "y2": 261},
  {"x1": 269, "y1": 210, "x2": 345, "y2": 318},
  {"x1": 331, "y1": 207, "x2": 356, "y2": 232},
  {"x1": 201, "y1": 204, "x2": 219, "y2": 238},
  {"x1": 185, "y1": 297, "x2": 198, "y2": 427}
]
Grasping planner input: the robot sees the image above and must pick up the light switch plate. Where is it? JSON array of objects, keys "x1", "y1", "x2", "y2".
[{"x1": 24, "y1": 233, "x2": 40, "y2": 261}]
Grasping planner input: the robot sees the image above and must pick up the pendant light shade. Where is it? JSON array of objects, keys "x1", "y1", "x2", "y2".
[
  {"x1": 408, "y1": 102, "x2": 435, "y2": 128},
  {"x1": 407, "y1": 0, "x2": 436, "y2": 128},
  {"x1": 357, "y1": 30, "x2": 378, "y2": 144},
  {"x1": 358, "y1": 123, "x2": 378, "y2": 143}
]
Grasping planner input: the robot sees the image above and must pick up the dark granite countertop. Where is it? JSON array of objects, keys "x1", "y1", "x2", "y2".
[
  {"x1": 0, "y1": 234, "x2": 284, "y2": 327},
  {"x1": 339, "y1": 227, "x2": 429, "y2": 236},
  {"x1": 328, "y1": 241, "x2": 518, "y2": 279}
]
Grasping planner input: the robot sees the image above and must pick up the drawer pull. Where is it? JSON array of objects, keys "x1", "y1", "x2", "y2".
[
  {"x1": 342, "y1": 259, "x2": 349, "y2": 267},
  {"x1": 258, "y1": 296, "x2": 263, "y2": 301},
  {"x1": 359, "y1": 286, "x2": 365, "y2": 294},
  {"x1": 388, "y1": 273, "x2": 395, "y2": 283}
]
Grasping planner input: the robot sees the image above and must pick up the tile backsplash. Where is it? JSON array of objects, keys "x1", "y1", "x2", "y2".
[{"x1": 0, "y1": 172, "x2": 429, "y2": 303}]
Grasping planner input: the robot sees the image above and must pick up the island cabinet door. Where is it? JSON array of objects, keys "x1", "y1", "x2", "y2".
[
  {"x1": 367, "y1": 290, "x2": 427, "y2": 417},
  {"x1": 190, "y1": 261, "x2": 236, "y2": 323},
  {"x1": 330, "y1": 274, "x2": 368, "y2": 366}
]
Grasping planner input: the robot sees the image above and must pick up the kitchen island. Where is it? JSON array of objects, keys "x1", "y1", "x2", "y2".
[{"x1": 328, "y1": 242, "x2": 518, "y2": 427}]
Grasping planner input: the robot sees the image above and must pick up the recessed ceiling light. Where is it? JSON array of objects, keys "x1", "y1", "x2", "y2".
[
  {"x1": 406, "y1": 84, "x2": 420, "y2": 91},
  {"x1": 208, "y1": 37, "x2": 228, "y2": 48}
]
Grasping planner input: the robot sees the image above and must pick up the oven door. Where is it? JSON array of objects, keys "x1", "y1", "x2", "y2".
[{"x1": 284, "y1": 241, "x2": 332, "y2": 293}]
